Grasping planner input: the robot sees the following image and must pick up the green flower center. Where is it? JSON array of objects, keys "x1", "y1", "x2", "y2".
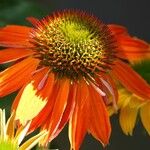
[
  {"x1": 0, "y1": 139, "x2": 18, "y2": 150},
  {"x1": 60, "y1": 21, "x2": 93, "y2": 43},
  {"x1": 31, "y1": 10, "x2": 116, "y2": 80}
]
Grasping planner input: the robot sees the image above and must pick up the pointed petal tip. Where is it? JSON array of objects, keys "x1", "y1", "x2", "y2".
[
  {"x1": 88, "y1": 84, "x2": 111, "y2": 149},
  {"x1": 112, "y1": 60, "x2": 150, "y2": 100},
  {"x1": 26, "y1": 17, "x2": 40, "y2": 26},
  {"x1": 140, "y1": 103, "x2": 150, "y2": 135}
]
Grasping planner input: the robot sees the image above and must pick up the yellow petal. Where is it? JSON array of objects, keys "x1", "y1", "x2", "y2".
[
  {"x1": 0, "y1": 109, "x2": 6, "y2": 139},
  {"x1": 119, "y1": 105, "x2": 138, "y2": 135},
  {"x1": 6, "y1": 111, "x2": 15, "y2": 139},
  {"x1": 129, "y1": 95, "x2": 145, "y2": 109},
  {"x1": 19, "y1": 130, "x2": 47, "y2": 150},
  {"x1": 13, "y1": 68, "x2": 53, "y2": 126},
  {"x1": 140, "y1": 102, "x2": 150, "y2": 135},
  {"x1": 107, "y1": 106, "x2": 115, "y2": 116},
  {"x1": 15, "y1": 82, "x2": 47, "y2": 125},
  {"x1": 118, "y1": 88, "x2": 131, "y2": 108},
  {"x1": 15, "y1": 122, "x2": 31, "y2": 145}
]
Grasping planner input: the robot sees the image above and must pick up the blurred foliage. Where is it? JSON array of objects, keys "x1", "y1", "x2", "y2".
[
  {"x1": 0, "y1": 0, "x2": 49, "y2": 26},
  {"x1": 132, "y1": 60, "x2": 150, "y2": 84}
]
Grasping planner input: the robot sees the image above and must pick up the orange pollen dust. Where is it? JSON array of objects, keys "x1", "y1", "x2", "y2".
[{"x1": 30, "y1": 10, "x2": 117, "y2": 80}]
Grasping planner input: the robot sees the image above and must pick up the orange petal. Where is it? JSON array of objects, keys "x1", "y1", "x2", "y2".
[
  {"x1": 35, "y1": 81, "x2": 61, "y2": 140},
  {"x1": 52, "y1": 82, "x2": 77, "y2": 140},
  {"x1": 108, "y1": 24, "x2": 150, "y2": 61},
  {"x1": 12, "y1": 68, "x2": 53, "y2": 125},
  {"x1": 41, "y1": 78, "x2": 70, "y2": 143},
  {"x1": 39, "y1": 82, "x2": 77, "y2": 147},
  {"x1": 0, "y1": 48, "x2": 34, "y2": 64},
  {"x1": 0, "y1": 57, "x2": 39, "y2": 97},
  {"x1": 0, "y1": 25, "x2": 32, "y2": 34},
  {"x1": 76, "y1": 79, "x2": 89, "y2": 107},
  {"x1": 29, "y1": 72, "x2": 55, "y2": 132},
  {"x1": 88, "y1": 84, "x2": 111, "y2": 146},
  {"x1": 69, "y1": 80, "x2": 89, "y2": 150},
  {"x1": 112, "y1": 60, "x2": 150, "y2": 99},
  {"x1": 108, "y1": 24, "x2": 128, "y2": 35},
  {"x1": 27, "y1": 17, "x2": 41, "y2": 27},
  {"x1": 0, "y1": 25, "x2": 33, "y2": 48},
  {"x1": 117, "y1": 35, "x2": 150, "y2": 61}
]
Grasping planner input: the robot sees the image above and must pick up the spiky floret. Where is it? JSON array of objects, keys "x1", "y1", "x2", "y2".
[{"x1": 30, "y1": 10, "x2": 117, "y2": 80}]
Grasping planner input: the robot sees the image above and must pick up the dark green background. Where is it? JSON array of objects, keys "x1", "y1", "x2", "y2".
[{"x1": 0, "y1": 0, "x2": 150, "y2": 149}]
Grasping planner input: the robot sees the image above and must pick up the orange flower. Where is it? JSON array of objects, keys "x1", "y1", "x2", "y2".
[{"x1": 0, "y1": 10, "x2": 150, "y2": 149}]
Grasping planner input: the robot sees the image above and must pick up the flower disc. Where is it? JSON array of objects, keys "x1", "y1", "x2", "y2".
[{"x1": 31, "y1": 10, "x2": 117, "y2": 80}]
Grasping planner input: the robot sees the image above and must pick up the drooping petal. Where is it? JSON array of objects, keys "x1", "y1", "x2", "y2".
[
  {"x1": 29, "y1": 72, "x2": 55, "y2": 132},
  {"x1": 12, "y1": 68, "x2": 53, "y2": 125},
  {"x1": 69, "y1": 80, "x2": 89, "y2": 150},
  {"x1": 38, "y1": 78, "x2": 70, "y2": 145},
  {"x1": 108, "y1": 24, "x2": 128, "y2": 35},
  {"x1": 39, "y1": 81, "x2": 76, "y2": 147},
  {"x1": 0, "y1": 25, "x2": 32, "y2": 48},
  {"x1": 117, "y1": 36, "x2": 150, "y2": 61},
  {"x1": 0, "y1": 57, "x2": 39, "y2": 97},
  {"x1": 51, "y1": 82, "x2": 77, "y2": 140},
  {"x1": 0, "y1": 48, "x2": 34, "y2": 64},
  {"x1": 140, "y1": 102, "x2": 150, "y2": 135},
  {"x1": 48, "y1": 78, "x2": 70, "y2": 137},
  {"x1": 88, "y1": 84, "x2": 111, "y2": 146},
  {"x1": 119, "y1": 105, "x2": 138, "y2": 135},
  {"x1": 37, "y1": 83, "x2": 60, "y2": 146},
  {"x1": 69, "y1": 103, "x2": 88, "y2": 150},
  {"x1": 112, "y1": 60, "x2": 150, "y2": 100},
  {"x1": 76, "y1": 79, "x2": 89, "y2": 107},
  {"x1": 109, "y1": 27, "x2": 150, "y2": 61}
]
